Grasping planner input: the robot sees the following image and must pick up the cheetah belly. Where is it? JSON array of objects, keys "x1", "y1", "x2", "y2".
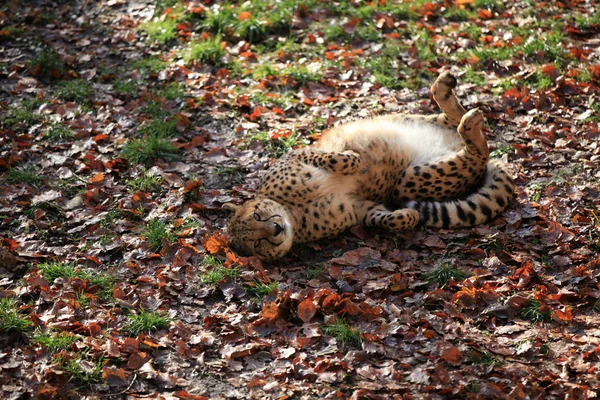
[
  {"x1": 289, "y1": 167, "x2": 359, "y2": 243},
  {"x1": 319, "y1": 120, "x2": 463, "y2": 166}
]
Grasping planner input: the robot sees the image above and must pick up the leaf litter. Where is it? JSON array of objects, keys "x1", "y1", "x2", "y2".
[{"x1": 0, "y1": 0, "x2": 600, "y2": 398}]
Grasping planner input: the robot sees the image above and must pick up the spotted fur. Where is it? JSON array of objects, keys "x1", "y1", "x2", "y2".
[{"x1": 226, "y1": 72, "x2": 514, "y2": 261}]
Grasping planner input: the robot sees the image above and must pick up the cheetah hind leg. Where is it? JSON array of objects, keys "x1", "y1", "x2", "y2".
[
  {"x1": 355, "y1": 200, "x2": 420, "y2": 230},
  {"x1": 377, "y1": 72, "x2": 466, "y2": 129},
  {"x1": 391, "y1": 108, "x2": 490, "y2": 204}
]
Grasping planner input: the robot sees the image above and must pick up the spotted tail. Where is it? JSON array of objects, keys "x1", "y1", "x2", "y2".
[{"x1": 406, "y1": 160, "x2": 514, "y2": 229}]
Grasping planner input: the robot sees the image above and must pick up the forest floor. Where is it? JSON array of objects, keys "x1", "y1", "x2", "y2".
[{"x1": 1, "y1": 0, "x2": 600, "y2": 398}]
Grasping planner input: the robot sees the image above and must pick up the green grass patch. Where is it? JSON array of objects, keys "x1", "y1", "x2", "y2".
[
  {"x1": 113, "y1": 78, "x2": 138, "y2": 95},
  {"x1": 1, "y1": 98, "x2": 44, "y2": 129},
  {"x1": 282, "y1": 65, "x2": 321, "y2": 85},
  {"x1": 248, "y1": 130, "x2": 302, "y2": 158},
  {"x1": 38, "y1": 261, "x2": 80, "y2": 282},
  {"x1": 28, "y1": 47, "x2": 64, "y2": 78},
  {"x1": 199, "y1": 256, "x2": 240, "y2": 284},
  {"x1": 462, "y1": 66, "x2": 486, "y2": 86},
  {"x1": 58, "y1": 353, "x2": 104, "y2": 387},
  {"x1": 139, "y1": 118, "x2": 177, "y2": 137},
  {"x1": 184, "y1": 36, "x2": 227, "y2": 65},
  {"x1": 37, "y1": 261, "x2": 115, "y2": 300},
  {"x1": 142, "y1": 100, "x2": 170, "y2": 118},
  {"x1": 144, "y1": 219, "x2": 176, "y2": 250},
  {"x1": 127, "y1": 170, "x2": 164, "y2": 192},
  {"x1": 305, "y1": 265, "x2": 325, "y2": 280},
  {"x1": 490, "y1": 144, "x2": 514, "y2": 158},
  {"x1": 323, "y1": 318, "x2": 361, "y2": 347},
  {"x1": 45, "y1": 122, "x2": 74, "y2": 142},
  {"x1": 251, "y1": 64, "x2": 279, "y2": 80},
  {"x1": 56, "y1": 79, "x2": 93, "y2": 103},
  {"x1": 131, "y1": 57, "x2": 168, "y2": 75},
  {"x1": 161, "y1": 82, "x2": 185, "y2": 100},
  {"x1": 121, "y1": 134, "x2": 181, "y2": 166},
  {"x1": 422, "y1": 264, "x2": 468, "y2": 285},
  {"x1": 245, "y1": 280, "x2": 279, "y2": 298},
  {"x1": 202, "y1": 5, "x2": 236, "y2": 35},
  {"x1": 442, "y1": 7, "x2": 473, "y2": 22},
  {"x1": 5, "y1": 166, "x2": 42, "y2": 185},
  {"x1": 0, "y1": 298, "x2": 32, "y2": 333},
  {"x1": 100, "y1": 209, "x2": 121, "y2": 228},
  {"x1": 33, "y1": 330, "x2": 81, "y2": 351},
  {"x1": 518, "y1": 299, "x2": 549, "y2": 323},
  {"x1": 123, "y1": 310, "x2": 170, "y2": 336},
  {"x1": 140, "y1": 17, "x2": 178, "y2": 43},
  {"x1": 574, "y1": 10, "x2": 600, "y2": 30}
]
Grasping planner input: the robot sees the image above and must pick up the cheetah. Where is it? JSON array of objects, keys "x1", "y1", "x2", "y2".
[{"x1": 225, "y1": 72, "x2": 514, "y2": 261}]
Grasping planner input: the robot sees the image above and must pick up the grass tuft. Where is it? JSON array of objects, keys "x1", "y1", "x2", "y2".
[
  {"x1": 123, "y1": 310, "x2": 170, "y2": 336},
  {"x1": 33, "y1": 330, "x2": 81, "y2": 351},
  {"x1": 140, "y1": 17, "x2": 178, "y2": 43},
  {"x1": 56, "y1": 79, "x2": 93, "y2": 103},
  {"x1": 45, "y1": 122, "x2": 74, "y2": 142},
  {"x1": 0, "y1": 298, "x2": 32, "y2": 333},
  {"x1": 37, "y1": 261, "x2": 114, "y2": 300},
  {"x1": 518, "y1": 299, "x2": 549, "y2": 323},
  {"x1": 28, "y1": 47, "x2": 64, "y2": 78},
  {"x1": 121, "y1": 134, "x2": 181, "y2": 166},
  {"x1": 199, "y1": 256, "x2": 239, "y2": 284},
  {"x1": 144, "y1": 219, "x2": 176, "y2": 250},
  {"x1": 5, "y1": 166, "x2": 42, "y2": 185},
  {"x1": 127, "y1": 170, "x2": 164, "y2": 192},
  {"x1": 323, "y1": 319, "x2": 361, "y2": 347},
  {"x1": 245, "y1": 280, "x2": 279, "y2": 298},
  {"x1": 422, "y1": 264, "x2": 468, "y2": 285},
  {"x1": 184, "y1": 36, "x2": 227, "y2": 65}
]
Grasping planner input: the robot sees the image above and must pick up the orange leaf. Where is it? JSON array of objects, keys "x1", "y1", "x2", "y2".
[
  {"x1": 321, "y1": 292, "x2": 341, "y2": 310},
  {"x1": 3, "y1": 238, "x2": 19, "y2": 251},
  {"x1": 298, "y1": 296, "x2": 317, "y2": 323},
  {"x1": 477, "y1": 9, "x2": 493, "y2": 19},
  {"x1": 259, "y1": 301, "x2": 281, "y2": 324},
  {"x1": 456, "y1": 0, "x2": 473, "y2": 3},
  {"x1": 238, "y1": 11, "x2": 252, "y2": 21},
  {"x1": 440, "y1": 345, "x2": 462, "y2": 363},
  {"x1": 554, "y1": 306, "x2": 573, "y2": 322},
  {"x1": 205, "y1": 233, "x2": 226, "y2": 254},
  {"x1": 86, "y1": 255, "x2": 102, "y2": 265},
  {"x1": 89, "y1": 173, "x2": 105, "y2": 184},
  {"x1": 94, "y1": 134, "x2": 109, "y2": 142},
  {"x1": 452, "y1": 287, "x2": 478, "y2": 306}
]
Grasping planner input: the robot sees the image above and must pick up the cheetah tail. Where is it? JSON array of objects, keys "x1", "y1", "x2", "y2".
[{"x1": 405, "y1": 160, "x2": 514, "y2": 229}]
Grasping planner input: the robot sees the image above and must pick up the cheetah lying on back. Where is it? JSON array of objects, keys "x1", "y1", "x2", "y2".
[{"x1": 225, "y1": 72, "x2": 514, "y2": 261}]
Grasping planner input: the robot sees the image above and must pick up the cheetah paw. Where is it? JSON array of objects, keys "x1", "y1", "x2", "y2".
[
  {"x1": 431, "y1": 71, "x2": 458, "y2": 98},
  {"x1": 458, "y1": 108, "x2": 484, "y2": 137}
]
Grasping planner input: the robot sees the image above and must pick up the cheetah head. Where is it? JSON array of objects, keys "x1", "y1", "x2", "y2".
[{"x1": 224, "y1": 198, "x2": 294, "y2": 262}]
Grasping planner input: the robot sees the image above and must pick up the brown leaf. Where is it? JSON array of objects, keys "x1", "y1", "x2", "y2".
[
  {"x1": 440, "y1": 345, "x2": 462, "y2": 365},
  {"x1": 102, "y1": 366, "x2": 129, "y2": 387},
  {"x1": 127, "y1": 351, "x2": 150, "y2": 370},
  {"x1": 298, "y1": 296, "x2": 317, "y2": 323},
  {"x1": 256, "y1": 301, "x2": 281, "y2": 325}
]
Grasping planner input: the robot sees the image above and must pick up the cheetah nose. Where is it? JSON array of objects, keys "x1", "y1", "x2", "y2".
[{"x1": 273, "y1": 223, "x2": 283, "y2": 237}]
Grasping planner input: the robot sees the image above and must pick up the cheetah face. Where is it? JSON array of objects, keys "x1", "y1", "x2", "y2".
[{"x1": 225, "y1": 198, "x2": 294, "y2": 262}]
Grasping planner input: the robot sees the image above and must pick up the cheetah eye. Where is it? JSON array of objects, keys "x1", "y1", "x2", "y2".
[
  {"x1": 254, "y1": 240, "x2": 261, "y2": 248},
  {"x1": 253, "y1": 212, "x2": 261, "y2": 221}
]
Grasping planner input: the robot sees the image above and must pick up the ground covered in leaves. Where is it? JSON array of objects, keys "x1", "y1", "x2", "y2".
[{"x1": 1, "y1": 0, "x2": 600, "y2": 398}]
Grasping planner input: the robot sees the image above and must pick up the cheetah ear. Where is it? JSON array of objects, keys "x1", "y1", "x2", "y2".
[{"x1": 222, "y1": 203, "x2": 240, "y2": 213}]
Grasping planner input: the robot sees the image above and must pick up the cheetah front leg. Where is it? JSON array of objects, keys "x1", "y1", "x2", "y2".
[
  {"x1": 293, "y1": 148, "x2": 362, "y2": 174},
  {"x1": 392, "y1": 108, "x2": 489, "y2": 203},
  {"x1": 354, "y1": 200, "x2": 420, "y2": 230},
  {"x1": 377, "y1": 72, "x2": 466, "y2": 129}
]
